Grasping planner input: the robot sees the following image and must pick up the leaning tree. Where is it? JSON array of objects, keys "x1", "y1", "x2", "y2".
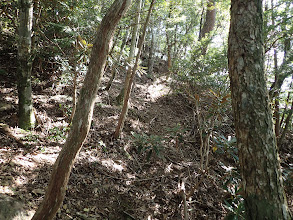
[{"x1": 31, "y1": 0, "x2": 132, "y2": 219}]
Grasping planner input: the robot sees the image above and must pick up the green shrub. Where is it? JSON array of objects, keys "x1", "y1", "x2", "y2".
[{"x1": 131, "y1": 132, "x2": 164, "y2": 160}]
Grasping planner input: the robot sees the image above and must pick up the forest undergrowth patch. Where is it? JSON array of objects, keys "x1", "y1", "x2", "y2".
[{"x1": 0, "y1": 51, "x2": 292, "y2": 219}]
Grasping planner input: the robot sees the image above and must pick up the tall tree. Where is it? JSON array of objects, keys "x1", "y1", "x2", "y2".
[
  {"x1": 116, "y1": 0, "x2": 142, "y2": 105},
  {"x1": 228, "y1": 0, "x2": 290, "y2": 219},
  {"x1": 270, "y1": 0, "x2": 281, "y2": 139},
  {"x1": 114, "y1": 0, "x2": 156, "y2": 138},
  {"x1": 17, "y1": 0, "x2": 35, "y2": 130},
  {"x1": 104, "y1": 29, "x2": 130, "y2": 91},
  {"x1": 31, "y1": 0, "x2": 131, "y2": 219},
  {"x1": 198, "y1": 0, "x2": 216, "y2": 55},
  {"x1": 148, "y1": 20, "x2": 155, "y2": 75},
  {"x1": 166, "y1": 0, "x2": 173, "y2": 71}
]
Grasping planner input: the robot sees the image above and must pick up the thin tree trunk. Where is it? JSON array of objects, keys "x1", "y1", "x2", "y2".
[
  {"x1": 173, "y1": 24, "x2": 179, "y2": 61},
  {"x1": 271, "y1": 0, "x2": 281, "y2": 139},
  {"x1": 105, "y1": 29, "x2": 129, "y2": 91},
  {"x1": 148, "y1": 20, "x2": 155, "y2": 75},
  {"x1": 279, "y1": 79, "x2": 293, "y2": 145},
  {"x1": 228, "y1": 0, "x2": 290, "y2": 219},
  {"x1": 69, "y1": 62, "x2": 78, "y2": 124},
  {"x1": 268, "y1": 34, "x2": 292, "y2": 99},
  {"x1": 17, "y1": 0, "x2": 35, "y2": 130},
  {"x1": 114, "y1": 0, "x2": 156, "y2": 138},
  {"x1": 166, "y1": 33, "x2": 172, "y2": 71},
  {"x1": 166, "y1": 0, "x2": 173, "y2": 72},
  {"x1": 31, "y1": 1, "x2": 131, "y2": 219},
  {"x1": 116, "y1": 0, "x2": 142, "y2": 105},
  {"x1": 109, "y1": 28, "x2": 121, "y2": 56},
  {"x1": 279, "y1": 99, "x2": 293, "y2": 145}
]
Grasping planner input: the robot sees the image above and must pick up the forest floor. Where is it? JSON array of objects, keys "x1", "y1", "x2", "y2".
[{"x1": 0, "y1": 43, "x2": 292, "y2": 220}]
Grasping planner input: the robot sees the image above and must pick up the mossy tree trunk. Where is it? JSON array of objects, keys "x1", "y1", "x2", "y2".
[
  {"x1": 31, "y1": 0, "x2": 131, "y2": 219},
  {"x1": 17, "y1": 0, "x2": 35, "y2": 130},
  {"x1": 228, "y1": 0, "x2": 290, "y2": 219}
]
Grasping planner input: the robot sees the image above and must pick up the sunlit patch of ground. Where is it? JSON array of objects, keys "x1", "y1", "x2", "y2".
[{"x1": 147, "y1": 76, "x2": 172, "y2": 101}]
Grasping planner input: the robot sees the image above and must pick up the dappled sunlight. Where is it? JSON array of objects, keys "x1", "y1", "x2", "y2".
[
  {"x1": 125, "y1": 173, "x2": 136, "y2": 185},
  {"x1": 14, "y1": 175, "x2": 30, "y2": 187},
  {"x1": 11, "y1": 127, "x2": 29, "y2": 140},
  {"x1": 147, "y1": 77, "x2": 172, "y2": 101},
  {"x1": 129, "y1": 118, "x2": 144, "y2": 131},
  {"x1": 0, "y1": 186, "x2": 15, "y2": 195},
  {"x1": 0, "y1": 0, "x2": 292, "y2": 217},
  {"x1": 164, "y1": 163, "x2": 173, "y2": 173},
  {"x1": 48, "y1": 94, "x2": 72, "y2": 103},
  {"x1": 30, "y1": 153, "x2": 59, "y2": 165},
  {"x1": 12, "y1": 156, "x2": 37, "y2": 169},
  {"x1": 101, "y1": 158, "x2": 125, "y2": 172},
  {"x1": 3, "y1": 96, "x2": 14, "y2": 103}
]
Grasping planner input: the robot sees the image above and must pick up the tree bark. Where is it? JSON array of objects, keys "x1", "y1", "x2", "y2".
[
  {"x1": 228, "y1": 0, "x2": 290, "y2": 219},
  {"x1": 114, "y1": 0, "x2": 156, "y2": 138},
  {"x1": 31, "y1": 0, "x2": 131, "y2": 219},
  {"x1": 17, "y1": 0, "x2": 35, "y2": 130},
  {"x1": 271, "y1": 0, "x2": 281, "y2": 139},
  {"x1": 116, "y1": 0, "x2": 142, "y2": 105},
  {"x1": 279, "y1": 99, "x2": 293, "y2": 145},
  {"x1": 148, "y1": 20, "x2": 155, "y2": 75},
  {"x1": 105, "y1": 29, "x2": 129, "y2": 91},
  {"x1": 166, "y1": 0, "x2": 173, "y2": 72},
  {"x1": 198, "y1": 0, "x2": 216, "y2": 55}
]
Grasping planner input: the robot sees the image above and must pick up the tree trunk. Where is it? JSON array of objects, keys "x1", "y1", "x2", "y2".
[
  {"x1": 148, "y1": 21, "x2": 155, "y2": 75},
  {"x1": 198, "y1": 0, "x2": 216, "y2": 55},
  {"x1": 105, "y1": 29, "x2": 129, "y2": 91},
  {"x1": 114, "y1": 0, "x2": 156, "y2": 138},
  {"x1": 270, "y1": 0, "x2": 281, "y2": 140},
  {"x1": 17, "y1": 0, "x2": 35, "y2": 130},
  {"x1": 116, "y1": 0, "x2": 142, "y2": 105},
  {"x1": 31, "y1": 0, "x2": 131, "y2": 219},
  {"x1": 166, "y1": 0, "x2": 173, "y2": 72},
  {"x1": 228, "y1": 0, "x2": 290, "y2": 219},
  {"x1": 69, "y1": 61, "x2": 78, "y2": 124},
  {"x1": 279, "y1": 99, "x2": 293, "y2": 145}
]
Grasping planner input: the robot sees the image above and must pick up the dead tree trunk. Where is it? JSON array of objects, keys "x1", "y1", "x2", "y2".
[{"x1": 31, "y1": 1, "x2": 131, "y2": 219}]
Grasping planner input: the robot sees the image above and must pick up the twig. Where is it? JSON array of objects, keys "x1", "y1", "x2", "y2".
[
  {"x1": 123, "y1": 211, "x2": 137, "y2": 220},
  {"x1": 38, "y1": 30, "x2": 66, "y2": 56},
  {"x1": 149, "y1": 116, "x2": 157, "y2": 125},
  {"x1": 186, "y1": 170, "x2": 206, "y2": 199}
]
